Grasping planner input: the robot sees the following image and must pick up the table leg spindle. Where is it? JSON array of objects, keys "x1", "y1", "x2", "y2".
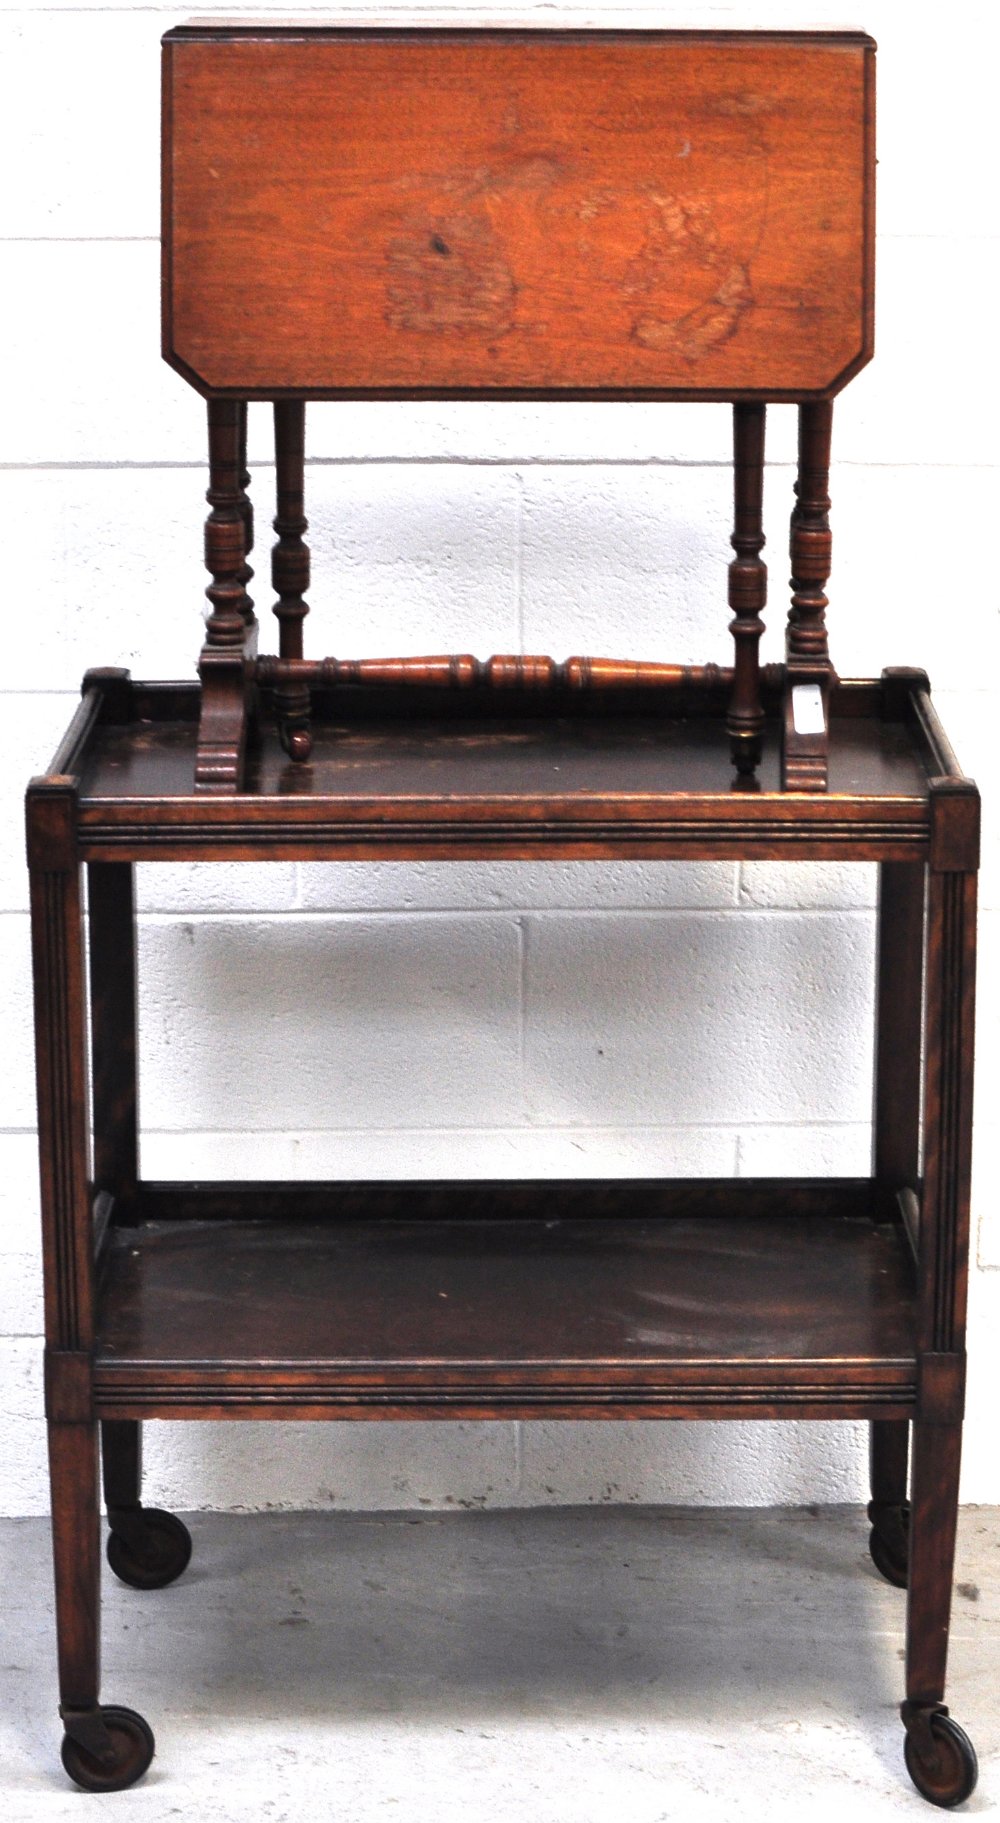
[
  {"x1": 727, "y1": 402, "x2": 767, "y2": 779},
  {"x1": 195, "y1": 398, "x2": 258, "y2": 791},
  {"x1": 271, "y1": 401, "x2": 313, "y2": 760},
  {"x1": 783, "y1": 399, "x2": 835, "y2": 792},
  {"x1": 236, "y1": 400, "x2": 255, "y2": 625}
]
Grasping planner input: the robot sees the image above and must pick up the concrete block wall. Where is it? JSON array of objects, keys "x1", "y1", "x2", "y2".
[{"x1": 2, "y1": 0, "x2": 998, "y2": 1515}]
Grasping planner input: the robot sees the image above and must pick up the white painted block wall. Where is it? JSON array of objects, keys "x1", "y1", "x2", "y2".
[{"x1": 2, "y1": 0, "x2": 998, "y2": 1516}]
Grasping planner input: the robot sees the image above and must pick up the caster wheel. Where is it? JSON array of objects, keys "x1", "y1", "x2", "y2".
[
  {"x1": 107, "y1": 1508, "x2": 192, "y2": 1590},
  {"x1": 904, "y1": 1712, "x2": 978, "y2": 1809},
  {"x1": 867, "y1": 1501, "x2": 909, "y2": 1588},
  {"x1": 286, "y1": 726, "x2": 312, "y2": 762},
  {"x1": 60, "y1": 1706, "x2": 155, "y2": 1792}
]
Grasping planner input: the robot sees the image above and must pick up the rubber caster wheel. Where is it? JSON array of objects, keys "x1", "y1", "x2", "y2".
[
  {"x1": 867, "y1": 1500, "x2": 909, "y2": 1588},
  {"x1": 904, "y1": 1712, "x2": 978, "y2": 1809},
  {"x1": 107, "y1": 1508, "x2": 192, "y2": 1590},
  {"x1": 60, "y1": 1706, "x2": 155, "y2": 1792}
]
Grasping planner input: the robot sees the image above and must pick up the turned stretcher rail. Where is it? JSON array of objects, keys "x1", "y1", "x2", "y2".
[{"x1": 255, "y1": 654, "x2": 786, "y2": 693}]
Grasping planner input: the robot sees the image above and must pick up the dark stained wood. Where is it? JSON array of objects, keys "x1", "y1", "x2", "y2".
[
  {"x1": 135, "y1": 1176, "x2": 889, "y2": 1225},
  {"x1": 271, "y1": 401, "x2": 313, "y2": 760},
  {"x1": 87, "y1": 864, "x2": 138, "y2": 1218},
  {"x1": 48, "y1": 1421, "x2": 101, "y2": 1713},
  {"x1": 203, "y1": 399, "x2": 252, "y2": 648},
  {"x1": 870, "y1": 1417, "x2": 909, "y2": 1509},
  {"x1": 31, "y1": 670, "x2": 982, "y2": 1787},
  {"x1": 27, "y1": 799, "x2": 93, "y2": 1351},
  {"x1": 870, "y1": 857, "x2": 924, "y2": 1555},
  {"x1": 101, "y1": 1418, "x2": 141, "y2": 1513},
  {"x1": 906, "y1": 1420, "x2": 963, "y2": 1706},
  {"x1": 257, "y1": 653, "x2": 733, "y2": 694},
  {"x1": 162, "y1": 25, "x2": 874, "y2": 792},
  {"x1": 236, "y1": 400, "x2": 254, "y2": 618},
  {"x1": 920, "y1": 866, "x2": 978, "y2": 1356},
  {"x1": 783, "y1": 400, "x2": 835, "y2": 791},
  {"x1": 162, "y1": 28, "x2": 874, "y2": 401},
  {"x1": 727, "y1": 402, "x2": 767, "y2": 774},
  {"x1": 195, "y1": 399, "x2": 258, "y2": 791},
  {"x1": 92, "y1": 1209, "x2": 917, "y2": 1421},
  {"x1": 72, "y1": 683, "x2": 931, "y2": 865},
  {"x1": 873, "y1": 862, "x2": 925, "y2": 1198},
  {"x1": 29, "y1": 20, "x2": 982, "y2": 1798}
]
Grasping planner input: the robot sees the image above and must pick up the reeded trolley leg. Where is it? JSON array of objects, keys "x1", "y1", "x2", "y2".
[
  {"x1": 901, "y1": 1420, "x2": 977, "y2": 1807},
  {"x1": 30, "y1": 812, "x2": 156, "y2": 1791},
  {"x1": 272, "y1": 399, "x2": 313, "y2": 760},
  {"x1": 50, "y1": 1421, "x2": 154, "y2": 1792},
  {"x1": 50, "y1": 1420, "x2": 101, "y2": 1719},
  {"x1": 87, "y1": 862, "x2": 192, "y2": 1593},
  {"x1": 870, "y1": 859, "x2": 923, "y2": 1588}
]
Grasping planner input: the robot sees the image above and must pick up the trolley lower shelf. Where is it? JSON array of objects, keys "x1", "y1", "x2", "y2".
[{"x1": 92, "y1": 1180, "x2": 917, "y2": 1422}]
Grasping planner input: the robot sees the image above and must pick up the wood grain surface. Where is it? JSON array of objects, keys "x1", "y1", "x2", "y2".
[
  {"x1": 92, "y1": 1205, "x2": 917, "y2": 1420},
  {"x1": 163, "y1": 28, "x2": 874, "y2": 399}
]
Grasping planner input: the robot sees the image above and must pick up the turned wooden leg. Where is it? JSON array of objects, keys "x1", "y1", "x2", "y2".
[
  {"x1": 195, "y1": 398, "x2": 258, "y2": 792},
  {"x1": 237, "y1": 399, "x2": 255, "y2": 624},
  {"x1": 727, "y1": 401, "x2": 767, "y2": 779},
  {"x1": 782, "y1": 399, "x2": 835, "y2": 792},
  {"x1": 271, "y1": 399, "x2": 313, "y2": 761}
]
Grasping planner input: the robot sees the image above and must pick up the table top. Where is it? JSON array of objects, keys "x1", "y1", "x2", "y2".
[{"x1": 162, "y1": 24, "x2": 874, "y2": 401}]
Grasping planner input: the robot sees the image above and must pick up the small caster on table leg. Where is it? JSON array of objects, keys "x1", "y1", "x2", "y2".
[
  {"x1": 902, "y1": 1704, "x2": 978, "y2": 1809},
  {"x1": 60, "y1": 1705, "x2": 155, "y2": 1792},
  {"x1": 107, "y1": 1505, "x2": 192, "y2": 1590},
  {"x1": 867, "y1": 1498, "x2": 910, "y2": 1587}
]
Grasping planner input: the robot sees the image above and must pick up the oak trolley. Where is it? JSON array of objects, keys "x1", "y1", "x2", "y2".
[{"x1": 28, "y1": 22, "x2": 980, "y2": 1806}]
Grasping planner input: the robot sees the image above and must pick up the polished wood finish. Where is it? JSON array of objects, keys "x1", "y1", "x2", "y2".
[
  {"x1": 867, "y1": 858, "x2": 925, "y2": 1584},
  {"x1": 92, "y1": 1204, "x2": 916, "y2": 1422},
  {"x1": 907, "y1": 1420, "x2": 964, "y2": 1705},
  {"x1": 236, "y1": 400, "x2": 254, "y2": 618},
  {"x1": 164, "y1": 25, "x2": 875, "y2": 791},
  {"x1": 195, "y1": 399, "x2": 258, "y2": 790},
  {"x1": 871, "y1": 1417, "x2": 910, "y2": 1512},
  {"x1": 30, "y1": 21, "x2": 981, "y2": 1802},
  {"x1": 727, "y1": 403, "x2": 767, "y2": 774},
  {"x1": 163, "y1": 27, "x2": 874, "y2": 401},
  {"x1": 783, "y1": 400, "x2": 835, "y2": 791},
  {"x1": 101, "y1": 1419, "x2": 142, "y2": 1514},
  {"x1": 256, "y1": 652, "x2": 734, "y2": 694},
  {"x1": 28, "y1": 797, "x2": 93, "y2": 1352},
  {"x1": 874, "y1": 861, "x2": 925, "y2": 1199},
  {"x1": 48, "y1": 1421, "x2": 101, "y2": 1714},
  {"x1": 87, "y1": 863, "x2": 138, "y2": 1218},
  {"x1": 270, "y1": 401, "x2": 312, "y2": 760},
  {"x1": 74, "y1": 676, "x2": 931, "y2": 864},
  {"x1": 921, "y1": 870, "x2": 978, "y2": 1357},
  {"x1": 29, "y1": 663, "x2": 980, "y2": 1796}
]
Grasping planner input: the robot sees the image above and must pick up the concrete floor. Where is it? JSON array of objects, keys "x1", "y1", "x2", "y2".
[{"x1": 1, "y1": 1506, "x2": 997, "y2": 1820}]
